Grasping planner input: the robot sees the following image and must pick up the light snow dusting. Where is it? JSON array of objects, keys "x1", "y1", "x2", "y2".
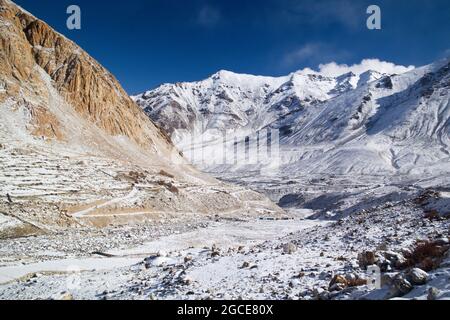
[{"x1": 1, "y1": 0, "x2": 449, "y2": 301}]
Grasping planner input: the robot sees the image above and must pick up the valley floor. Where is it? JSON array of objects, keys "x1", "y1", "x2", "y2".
[{"x1": 0, "y1": 175, "x2": 449, "y2": 300}]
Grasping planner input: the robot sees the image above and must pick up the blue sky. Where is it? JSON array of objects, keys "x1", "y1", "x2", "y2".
[{"x1": 13, "y1": 0, "x2": 450, "y2": 94}]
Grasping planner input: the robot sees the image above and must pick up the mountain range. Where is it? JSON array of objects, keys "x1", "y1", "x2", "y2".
[{"x1": 134, "y1": 59, "x2": 450, "y2": 178}]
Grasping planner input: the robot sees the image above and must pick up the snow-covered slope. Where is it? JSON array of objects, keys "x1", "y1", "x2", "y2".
[
  {"x1": 133, "y1": 69, "x2": 382, "y2": 143},
  {"x1": 281, "y1": 59, "x2": 450, "y2": 176},
  {"x1": 134, "y1": 59, "x2": 450, "y2": 178}
]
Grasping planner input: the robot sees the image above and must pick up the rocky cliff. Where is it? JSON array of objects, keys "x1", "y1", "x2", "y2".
[{"x1": 0, "y1": 0, "x2": 172, "y2": 149}]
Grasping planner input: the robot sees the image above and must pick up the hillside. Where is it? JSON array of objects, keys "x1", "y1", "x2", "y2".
[{"x1": 0, "y1": 0, "x2": 282, "y2": 238}]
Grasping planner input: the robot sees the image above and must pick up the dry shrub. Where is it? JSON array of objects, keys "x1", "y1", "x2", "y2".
[
  {"x1": 329, "y1": 274, "x2": 367, "y2": 290},
  {"x1": 348, "y1": 277, "x2": 367, "y2": 287},
  {"x1": 403, "y1": 240, "x2": 449, "y2": 272},
  {"x1": 424, "y1": 210, "x2": 440, "y2": 221}
]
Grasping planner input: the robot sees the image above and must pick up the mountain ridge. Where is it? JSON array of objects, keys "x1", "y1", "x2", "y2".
[{"x1": 134, "y1": 57, "x2": 450, "y2": 177}]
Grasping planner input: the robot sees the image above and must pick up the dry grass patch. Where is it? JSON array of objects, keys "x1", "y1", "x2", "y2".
[{"x1": 402, "y1": 240, "x2": 450, "y2": 272}]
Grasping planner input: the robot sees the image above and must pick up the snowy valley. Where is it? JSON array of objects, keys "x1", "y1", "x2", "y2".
[
  {"x1": 0, "y1": 0, "x2": 449, "y2": 301},
  {"x1": 130, "y1": 57, "x2": 450, "y2": 299}
]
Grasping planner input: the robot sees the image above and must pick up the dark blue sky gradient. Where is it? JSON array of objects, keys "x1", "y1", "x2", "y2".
[{"x1": 12, "y1": 0, "x2": 450, "y2": 94}]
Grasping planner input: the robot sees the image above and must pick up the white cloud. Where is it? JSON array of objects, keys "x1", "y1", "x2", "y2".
[
  {"x1": 300, "y1": 59, "x2": 415, "y2": 77},
  {"x1": 197, "y1": 5, "x2": 221, "y2": 27}
]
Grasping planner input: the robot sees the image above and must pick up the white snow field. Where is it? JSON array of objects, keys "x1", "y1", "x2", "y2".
[{"x1": 0, "y1": 192, "x2": 449, "y2": 300}]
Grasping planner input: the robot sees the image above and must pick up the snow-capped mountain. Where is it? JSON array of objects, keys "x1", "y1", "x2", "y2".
[
  {"x1": 280, "y1": 59, "x2": 450, "y2": 176},
  {"x1": 134, "y1": 59, "x2": 449, "y2": 177},
  {"x1": 133, "y1": 69, "x2": 383, "y2": 144}
]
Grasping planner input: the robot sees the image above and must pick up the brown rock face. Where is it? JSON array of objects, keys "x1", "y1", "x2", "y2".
[
  {"x1": 27, "y1": 104, "x2": 63, "y2": 140},
  {"x1": 0, "y1": 0, "x2": 171, "y2": 149}
]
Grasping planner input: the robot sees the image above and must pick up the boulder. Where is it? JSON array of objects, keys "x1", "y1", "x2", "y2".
[
  {"x1": 433, "y1": 237, "x2": 449, "y2": 246},
  {"x1": 384, "y1": 251, "x2": 407, "y2": 269},
  {"x1": 312, "y1": 287, "x2": 330, "y2": 300},
  {"x1": 357, "y1": 251, "x2": 377, "y2": 269},
  {"x1": 54, "y1": 292, "x2": 74, "y2": 300},
  {"x1": 427, "y1": 287, "x2": 440, "y2": 300},
  {"x1": 406, "y1": 268, "x2": 428, "y2": 285},
  {"x1": 392, "y1": 274, "x2": 413, "y2": 296},
  {"x1": 380, "y1": 273, "x2": 397, "y2": 287},
  {"x1": 181, "y1": 275, "x2": 193, "y2": 285},
  {"x1": 289, "y1": 279, "x2": 301, "y2": 288}
]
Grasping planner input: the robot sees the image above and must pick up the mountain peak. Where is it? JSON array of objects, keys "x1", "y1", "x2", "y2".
[
  {"x1": 212, "y1": 69, "x2": 236, "y2": 79},
  {"x1": 357, "y1": 70, "x2": 385, "y2": 87},
  {"x1": 216, "y1": 69, "x2": 236, "y2": 75},
  {"x1": 336, "y1": 71, "x2": 356, "y2": 79},
  {"x1": 135, "y1": 56, "x2": 449, "y2": 177}
]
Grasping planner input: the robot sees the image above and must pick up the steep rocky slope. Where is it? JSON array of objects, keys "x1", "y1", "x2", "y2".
[
  {"x1": 0, "y1": 0, "x2": 172, "y2": 155},
  {"x1": 0, "y1": 0, "x2": 283, "y2": 238}
]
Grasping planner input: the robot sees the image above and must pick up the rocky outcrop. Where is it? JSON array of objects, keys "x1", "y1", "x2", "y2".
[
  {"x1": 27, "y1": 104, "x2": 63, "y2": 140},
  {"x1": 0, "y1": 0, "x2": 171, "y2": 149}
]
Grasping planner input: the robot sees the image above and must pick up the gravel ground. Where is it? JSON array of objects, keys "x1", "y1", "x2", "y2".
[{"x1": 1, "y1": 183, "x2": 449, "y2": 300}]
